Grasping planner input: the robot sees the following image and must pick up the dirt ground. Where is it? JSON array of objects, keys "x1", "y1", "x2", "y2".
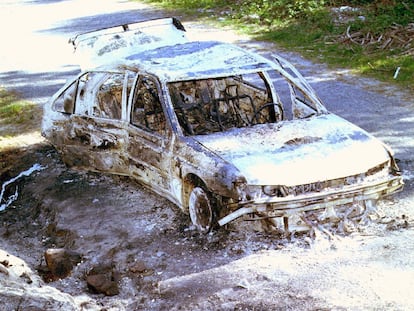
[{"x1": 0, "y1": 133, "x2": 413, "y2": 310}]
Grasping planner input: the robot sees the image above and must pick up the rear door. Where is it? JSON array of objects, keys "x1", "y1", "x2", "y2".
[
  {"x1": 81, "y1": 72, "x2": 130, "y2": 173},
  {"x1": 51, "y1": 71, "x2": 130, "y2": 173}
]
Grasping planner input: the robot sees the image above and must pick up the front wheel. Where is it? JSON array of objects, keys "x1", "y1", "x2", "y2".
[{"x1": 189, "y1": 187, "x2": 214, "y2": 233}]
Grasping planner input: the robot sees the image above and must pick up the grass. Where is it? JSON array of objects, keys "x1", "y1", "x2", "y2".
[
  {"x1": 139, "y1": 0, "x2": 414, "y2": 90},
  {"x1": 0, "y1": 87, "x2": 42, "y2": 138}
]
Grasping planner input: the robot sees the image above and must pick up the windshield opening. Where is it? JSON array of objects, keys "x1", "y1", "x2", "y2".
[{"x1": 168, "y1": 73, "x2": 279, "y2": 136}]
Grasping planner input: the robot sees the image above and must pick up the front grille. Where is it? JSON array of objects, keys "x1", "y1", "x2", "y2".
[{"x1": 263, "y1": 161, "x2": 390, "y2": 198}]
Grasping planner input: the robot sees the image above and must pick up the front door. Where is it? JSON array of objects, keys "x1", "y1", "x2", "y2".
[{"x1": 127, "y1": 75, "x2": 173, "y2": 194}]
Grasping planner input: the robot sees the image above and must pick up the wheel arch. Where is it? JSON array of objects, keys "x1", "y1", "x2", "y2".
[{"x1": 182, "y1": 173, "x2": 208, "y2": 213}]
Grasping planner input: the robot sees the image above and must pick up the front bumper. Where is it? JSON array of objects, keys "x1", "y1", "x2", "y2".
[{"x1": 218, "y1": 175, "x2": 404, "y2": 229}]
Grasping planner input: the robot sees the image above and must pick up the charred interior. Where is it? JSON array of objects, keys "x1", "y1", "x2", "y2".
[{"x1": 168, "y1": 74, "x2": 281, "y2": 135}]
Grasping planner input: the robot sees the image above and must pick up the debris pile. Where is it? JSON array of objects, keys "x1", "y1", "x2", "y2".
[
  {"x1": 86, "y1": 264, "x2": 121, "y2": 296},
  {"x1": 0, "y1": 249, "x2": 82, "y2": 310},
  {"x1": 336, "y1": 23, "x2": 414, "y2": 56},
  {"x1": 41, "y1": 248, "x2": 82, "y2": 282}
]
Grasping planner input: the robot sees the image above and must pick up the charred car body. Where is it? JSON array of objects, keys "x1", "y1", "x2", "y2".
[{"x1": 42, "y1": 18, "x2": 403, "y2": 233}]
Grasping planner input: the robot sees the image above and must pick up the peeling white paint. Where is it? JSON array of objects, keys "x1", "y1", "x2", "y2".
[
  {"x1": 195, "y1": 114, "x2": 390, "y2": 186},
  {"x1": 71, "y1": 18, "x2": 188, "y2": 70}
]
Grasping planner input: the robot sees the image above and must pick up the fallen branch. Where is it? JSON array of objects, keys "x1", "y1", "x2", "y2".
[{"x1": 0, "y1": 164, "x2": 44, "y2": 212}]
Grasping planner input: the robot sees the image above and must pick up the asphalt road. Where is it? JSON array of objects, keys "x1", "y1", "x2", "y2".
[
  {"x1": 0, "y1": 0, "x2": 165, "y2": 104},
  {"x1": 0, "y1": 0, "x2": 413, "y2": 186}
]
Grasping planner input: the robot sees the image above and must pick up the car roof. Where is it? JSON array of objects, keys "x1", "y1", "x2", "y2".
[
  {"x1": 70, "y1": 17, "x2": 274, "y2": 81},
  {"x1": 123, "y1": 40, "x2": 274, "y2": 82},
  {"x1": 71, "y1": 17, "x2": 188, "y2": 71},
  {"x1": 68, "y1": 18, "x2": 325, "y2": 109}
]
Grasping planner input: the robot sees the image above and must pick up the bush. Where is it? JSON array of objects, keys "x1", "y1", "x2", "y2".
[
  {"x1": 142, "y1": 0, "x2": 414, "y2": 86},
  {"x1": 230, "y1": 0, "x2": 327, "y2": 25}
]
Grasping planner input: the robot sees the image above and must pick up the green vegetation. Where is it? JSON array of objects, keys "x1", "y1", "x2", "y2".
[
  {"x1": 141, "y1": 0, "x2": 414, "y2": 88},
  {"x1": 0, "y1": 87, "x2": 42, "y2": 137}
]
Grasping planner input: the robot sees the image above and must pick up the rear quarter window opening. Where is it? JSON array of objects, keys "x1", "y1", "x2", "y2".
[{"x1": 52, "y1": 81, "x2": 78, "y2": 114}]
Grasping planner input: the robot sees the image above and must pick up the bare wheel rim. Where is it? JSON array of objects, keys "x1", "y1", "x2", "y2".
[{"x1": 189, "y1": 187, "x2": 213, "y2": 233}]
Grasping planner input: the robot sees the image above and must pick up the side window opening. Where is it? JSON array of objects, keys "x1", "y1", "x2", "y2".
[
  {"x1": 267, "y1": 70, "x2": 294, "y2": 120},
  {"x1": 271, "y1": 73, "x2": 319, "y2": 121},
  {"x1": 168, "y1": 73, "x2": 275, "y2": 136},
  {"x1": 290, "y1": 84, "x2": 317, "y2": 119},
  {"x1": 94, "y1": 74, "x2": 124, "y2": 119},
  {"x1": 270, "y1": 57, "x2": 324, "y2": 120},
  {"x1": 131, "y1": 76, "x2": 166, "y2": 134}
]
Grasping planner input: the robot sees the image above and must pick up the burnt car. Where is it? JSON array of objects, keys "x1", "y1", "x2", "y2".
[{"x1": 42, "y1": 18, "x2": 403, "y2": 233}]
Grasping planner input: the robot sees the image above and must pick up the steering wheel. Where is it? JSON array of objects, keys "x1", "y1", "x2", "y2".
[{"x1": 252, "y1": 103, "x2": 281, "y2": 124}]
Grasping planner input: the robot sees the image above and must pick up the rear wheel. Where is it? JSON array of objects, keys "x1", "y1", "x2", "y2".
[{"x1": 189, "y1": 187, "x2": 214, "y2": 233}]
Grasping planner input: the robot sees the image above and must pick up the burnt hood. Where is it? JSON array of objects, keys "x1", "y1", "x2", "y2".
[{"x1": 194, "y1": 114, "x2": 391, "y2": 186}]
